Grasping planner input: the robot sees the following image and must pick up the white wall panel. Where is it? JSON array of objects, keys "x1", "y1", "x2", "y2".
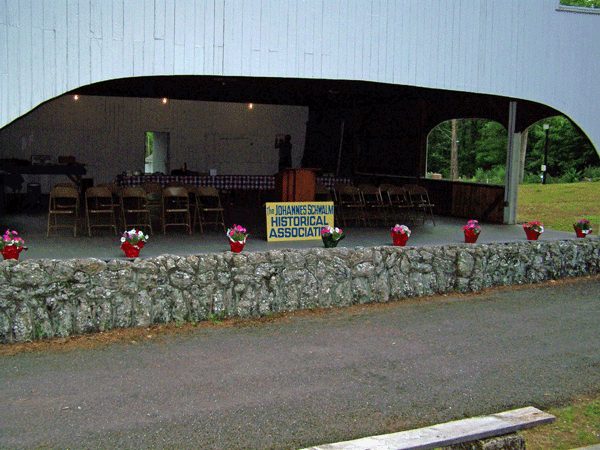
[
  {"x1": 50, "y1": 0, "x2": 67, "y2": 92},
  {"x1": 1, "y1": 0, "x2": 599, "y2": 152},
  {"x1": 0, "y1": 0, "x2": 6, "y2": 25},
  {"x1": 66, "y1": 0, "x2": 79, "y2": 89},
  {"x1": 163, "y1": 0, "x2": 175, "y2": 74},
  {"x1": 17, "y1": 0, "x2": 29, "y2": 118},
  {"x1": 284, "y1": 0, "x2": 298, "y2": 78},
  {"x1": 213, "y1": 0, "x2": 225, "y2": 75},
  {"x1": 77, "y1": 0, "x2": 90, "y2": 87}
]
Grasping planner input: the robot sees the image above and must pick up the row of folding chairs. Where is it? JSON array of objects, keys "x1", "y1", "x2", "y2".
[
  {"x1": 46, "y1": 183, "x2": 226, "y2": 237},
  {"x1": 331, "y1": 183, "x2": 435, "y2": 228}
]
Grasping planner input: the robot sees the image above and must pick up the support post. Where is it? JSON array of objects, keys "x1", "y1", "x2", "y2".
[{"x1": 504, "y1": 101, "x2": 522, "y2": 224}]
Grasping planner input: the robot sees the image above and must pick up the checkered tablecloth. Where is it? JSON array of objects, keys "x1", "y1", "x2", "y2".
[
  {"x1": 116, "y1": 175, "x2": 350, "y2": 191},
  {"x1": 117, "y1": 175, "x2": 275, "y2": 190}
]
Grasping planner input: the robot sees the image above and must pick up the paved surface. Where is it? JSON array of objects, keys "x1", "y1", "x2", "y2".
[{"x1": 1, "y1": 276, "x2": 599, "y2": 449}]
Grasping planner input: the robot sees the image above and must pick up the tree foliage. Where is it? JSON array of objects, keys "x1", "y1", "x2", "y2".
[
  {"x1": 559, "y1": 0, "x2": 600, "y2": 8},
  {"x1": 426, "y1": 116, "x2": 599, "y2": 184}
]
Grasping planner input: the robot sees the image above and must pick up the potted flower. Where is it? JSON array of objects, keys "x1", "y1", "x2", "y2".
[
  {"x1": 0, "y1": 229, "x2": 27, "y2": 260},
  {"x1": 573, "y1": 219, "x2": 593, "y2": 238},
  {"x1": 321, "y1": 226, "x2": 345, "y2": 248},
  {"x1": 462, "y1": 220, "x2": 482, "y2": 243},
  {"x1": 120, "y1": 229, "x2": 149, "y2": 258},
  {"x1": 391, "y1": 224, "x2": 411, "y2": 246},
  {"x1": 227, "y1": 224, "x2": 248, "y2": 253},
  {"x1": 523, "y1": 221, "x2": 544, "y2": 240}
]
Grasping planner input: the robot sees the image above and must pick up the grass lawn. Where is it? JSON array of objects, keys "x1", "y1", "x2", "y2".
[
  {"x1": 521, "y1": 393, "x2": 600, "y2": 450},
  {"x1": 517, "y1": 182, "x2": 600, "y2": 233},
  {"x1": 513, "y1": 182, "x2": 600, "y2": 448}
]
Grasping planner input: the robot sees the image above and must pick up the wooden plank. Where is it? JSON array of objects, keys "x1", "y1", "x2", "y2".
[{"x1": 300, "y1": 407, "x2": 555, "y2": 450}]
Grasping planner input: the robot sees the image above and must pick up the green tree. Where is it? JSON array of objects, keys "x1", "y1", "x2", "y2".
[
  {"x1": 525, "y1": 117, "x2": 599, "y2": 180},
  {"x1": 560, "y1": 0, "x2": 600, "y2": 8},
  {"x1": 426, "y1": 116, "x2": 598, "y2": 184}
]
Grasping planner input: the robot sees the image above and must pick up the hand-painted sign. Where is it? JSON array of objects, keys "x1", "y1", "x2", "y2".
[{"x1": 266, "y1": 202, "x2": 335, "y2": 241}]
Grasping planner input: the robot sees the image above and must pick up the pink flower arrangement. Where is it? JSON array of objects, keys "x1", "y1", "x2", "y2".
[
  {"x1": 1, "y1": 229, "x2": 25, "y2": 249},
  {"x1": 227, "y1": 224, "x2": 248, "y2": 242},
  {"x1": 462, "y1": 220, "x2": 482, "y2": 235},
  {"x1": 391, "y1": 224, "x2": 411, "y2": 236},
  {"x1": 523, "y1": 221, "x2": 544, "y2": 234},
  {"x1": 121, "y1": 228, "x2": 149, "y2": 245},
  {"x1": 573, "y1": 219, "x2": 593, "y2": 234},
  {"x1": 321, "y1": 226, "x2": 344, "y2": 241}
]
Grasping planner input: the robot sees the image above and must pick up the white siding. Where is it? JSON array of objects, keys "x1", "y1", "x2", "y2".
[{"x1": 0, "y1": 0, "x2": 599, "y2": 150}]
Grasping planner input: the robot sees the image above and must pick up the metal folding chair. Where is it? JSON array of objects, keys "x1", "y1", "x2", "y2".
[
  {"x1": 47, "y1": 185, "x2": 80, "y2": 237},
  {"x1": 162, "y1": 186, "x2": 192, "y2": 234},
  {"x1": 406, "y1": 185, "x2": 436, "y2": 226},
  {"x1": 194, "y1": 186, "x2": 226, "y2": 232},
  {"x1": 85, "y1": 186, "x2": 118, "y2": 236},
  {"x1": 120, "y1": 186, "x2": 153, "y2": 234},
  {"x1": 358, "y1": 184, "x2": 389, "y2": 226},
  {"x1": 334, "y1": 183, "x2": 367, "y2": 227}
]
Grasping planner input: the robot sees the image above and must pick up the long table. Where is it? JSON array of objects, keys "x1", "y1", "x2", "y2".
[
  {"x1": 116, "y1": 174, "x2": 350, "y2": 191},
  {"x1": 0, "y1": 164, "x2": 87, "y2": 186}
]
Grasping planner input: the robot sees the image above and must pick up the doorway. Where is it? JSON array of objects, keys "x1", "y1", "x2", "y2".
[{"x1": 145, "y1": 131, "x2": 170, "y2": 174}]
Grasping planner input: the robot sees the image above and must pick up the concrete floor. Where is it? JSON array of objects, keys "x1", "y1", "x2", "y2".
[{"x1": 0, "y1": 208, "x2": 581, "y2": 261}]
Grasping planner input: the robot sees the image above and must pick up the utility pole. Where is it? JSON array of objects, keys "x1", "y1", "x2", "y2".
[{"x1": 542, "y1": 123, "x2": 550, "y2": 185}]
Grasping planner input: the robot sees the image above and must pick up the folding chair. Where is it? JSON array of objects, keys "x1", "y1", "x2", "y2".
[
  {"x1": 47, "y1": 185, "x2": 80, "y2": 237},
  {"x1": 120, "y1": 186, "x2": 153, "y2": 234},
  {"x1": 358, "y1": 184, "x2": 389, "y2": 226},
  {"x1": 334, "y1": 183, "x2": 367, "y2": 227},
  {"x1": 85, "y1": 186, "x2": 118, "y2": 236},
  {"x1": 406, "y1": 185, "x2": 436, "y2": 226},
  {"x1": 141, "y1": 181, "x2": 164, "y2": 230},
  {"x1": 97, "y1": 183, "x2": 122, "y2": 227},
  {"x1": 162, "y1": 186, "x2": 192, "y2": 234},
  {"x1": 385, "y1": 186, "x2": 414, "y2": 224},
  {"x1": 195, "y1": 186, "x2": 226, "y2": 232}
]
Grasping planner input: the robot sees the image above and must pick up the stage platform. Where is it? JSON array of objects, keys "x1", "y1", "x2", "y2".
[{"x1": 0, "y1": 211, "x2": 580, "y2": 261}]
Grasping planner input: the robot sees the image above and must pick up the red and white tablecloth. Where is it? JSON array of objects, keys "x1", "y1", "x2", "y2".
[{"x1": 116, "y1": 175, "x2": 349, "y2": 191}]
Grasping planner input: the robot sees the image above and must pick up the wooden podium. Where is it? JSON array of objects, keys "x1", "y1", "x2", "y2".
[{"x1": 275, "y1": 168, "x2": 319, "y2": 202}]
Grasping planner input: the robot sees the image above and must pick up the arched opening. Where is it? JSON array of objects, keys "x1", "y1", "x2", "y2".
[{"x1": 426, "y1": 116, "x2": 598, "y2": 185}]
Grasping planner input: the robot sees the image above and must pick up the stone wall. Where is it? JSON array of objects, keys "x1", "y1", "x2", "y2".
[{"x1": 1, "y1": 239, "x2": 599, "y2": 343}]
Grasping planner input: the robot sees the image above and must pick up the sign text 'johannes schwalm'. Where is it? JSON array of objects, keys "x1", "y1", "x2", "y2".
[{"x1": 266, "y1": 202, "x2": 335, "y2": 241}]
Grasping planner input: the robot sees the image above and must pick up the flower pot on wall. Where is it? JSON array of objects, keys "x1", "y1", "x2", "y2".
[
  {"x1": 121, "y1": 241, "x2": 144, "y2": 258},
  {"x1": 1, "y1": 245, "x2": 26, "y2": 260},
  {"x1": 525, "y1": 229, "x2": 541, "y2": 241},
  {"x1": 573, "y1": 226, "x2": 587, "y2": 238},
  {"x1": 322, "y1": 234, "x2": 344, "y2": 248},
  {"x1": 464, "y1": 231, "x2": 479, "y2": 243},
  {"x1": 391, "y1": 231, "x2": 409, "y2": 246},
  {"x1": 229, "y1": 240, "x2": 246, "y2": 253}
]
